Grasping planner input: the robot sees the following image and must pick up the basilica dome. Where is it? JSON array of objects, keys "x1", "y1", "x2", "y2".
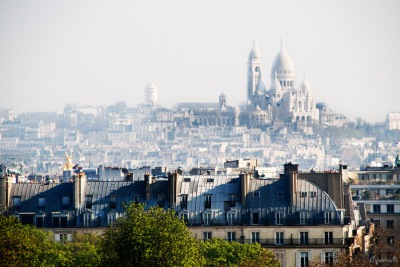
[{"x1": 271, "y1": 40, "x2": 295, "y2": 74}]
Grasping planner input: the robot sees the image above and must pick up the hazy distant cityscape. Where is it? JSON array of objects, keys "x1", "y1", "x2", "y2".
[{"x1": 1, "y1": 39, "x2": 400, "y2": 177}]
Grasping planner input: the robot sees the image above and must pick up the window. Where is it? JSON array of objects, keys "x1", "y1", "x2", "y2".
[
  {"x1": 227, "y1": 211, "x2": 236, "y2": 225},
  {"x1": 107, "y1": 212, "x2": 117, "y2": 225},
  {"x1": 275, "y1": 212, "x2": 284, "y2": 225},
  {"x1": 227, "y1": 232, "x2": 236, "y2": 242},
  {"x1": 325, "y1": 232, "x2": 333, "y2": 244},
  {"x1": 83, "y1": 213, "x2": 92, "y2": 227},
  {"x1": 205, "y1": 195, "x2": 212, "y2": 209},
  {"x1": 324, "y1": 211, "x2": 333, "y2": 224},
  {"x1": 373, "y1": 205, "x2": 381, "y2": 213},
  {"x1": 310, "y1": 192, "x2": 316, "y2": 197},
  {"x1": 252, "y1": 211, "x2": 260, "y2": 225},
  {"x1": 229, "y1": 194, "x2": 236, "y2": 207},
  {"x1": 387, "y1": 204, "x2": 394, "y2": 213},
  {"x1": 85, "y1": 195, "x2": 93, "y2": 209},
  {"x1": 300, "y1": 232, "x2": 308, "y2": 244},
  {"x1": 301, "y1": 192, "x2": 307, "y2": 197},
  {"x1": 55, "y1": 234, "x2": 72, "y2": 244},
  {"x1": 61, "y1": 196, "x2": 70, "y2": 209},
  {"x1": 253, "y1": 191, "x2": 260, "y2": 197},
  {"x1": 35, "y1": 215, "x2": 44, "y2": 228},
  {"x1": 203, "y1": 232, "x2": 212, "y2": 241},
  {"x1": 13, "y1": 196, "x2": 21, "y2": 211},
  {"x1": 38, "y1": 197, "x2": 46, "y2": 209},
  {"x1": 300, "y1": 252, "x2": 309, "y2": 267},
  {"x1": 387, "y1": 220, "x2": 394, "y2": 229},
  {"x1": 206, "y1": 178, "x2": 214, "y2": 183},
  {"x1": 203, "y1": 211, "x2": 212, "y2": 226},
  {"x1": 277, "y1": 191, "x2": 284, "y2": 197},
  {"x1": 180, "y1": 194, "x2": 188, "y2": 209},
  {"x1": 179, "y1": 211, "x2": 189, "y2": 222},
  {"x1": 133, "y1": 195, "x2": 140, "y2": 204},
  {"x1": 109, "y1": 195, "x2": 117, "y2": 209},
  {"x1": 300, "y1": 212, "x2": 308, "y2": 225},
  {"x1": 183, "y1": 178, "x2": 191, "y2": 182},
  {"x1": 387, "y1": 236, "x2": 395, "y2": 245},
  {"x1": 275, "y1": 232, "x2": 284, "y2": 245},
  {"x1": 52, "y1": 213, "x2": 68, "y2": 228},
  {"x1": 157, "y1": 194, "x2": 164, "y2": 208},
  {"x1": 251, "y1": 232, "x2": 260, "y2": 243},
  {"x1": 324, "y1": 252, "x2": 334, "y2": 265},
  {"x1": 275, "y1": 252, "x2": 285, "y2": 267}
]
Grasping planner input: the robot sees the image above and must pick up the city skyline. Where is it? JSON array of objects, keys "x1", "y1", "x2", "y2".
[{"x1": 1, "y1": 0, "x2": 399, "y2": 123}]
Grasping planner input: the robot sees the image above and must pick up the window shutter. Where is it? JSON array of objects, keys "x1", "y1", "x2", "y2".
[
  {"x1": 54, "y1": 234, "x2": 60, "y2": 242},
  {"x1": 309, "y1": 252, "x2": 312, "y2": 263},
  {"x1": 295, "y1": 252, "x2": 300, "y2": 267},
  {"x1": 67, "y1": 234, "x2": 72, "y2": 242},
  {"x1": 321, "y1": 252, "x2": 325, "y2": 263}
]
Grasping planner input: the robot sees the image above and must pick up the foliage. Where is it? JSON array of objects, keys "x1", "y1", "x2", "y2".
[
  {"x1": 200, "y1": 238, "x2": 279, "y2": 267},
  {"x1": 56, "y1": 233, "x2": 102, "y2": 267},
  {"x1": 0, "y1": 214, "x2": 59, "y2": 267},
  {"x1": 99, "y1": 202, "x2": 203, "y2": 267}
]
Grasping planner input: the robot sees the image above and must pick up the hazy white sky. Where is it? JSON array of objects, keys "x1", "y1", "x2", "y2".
[{"x1": 0, "y1": 0, "x2": 399, "y2": 122}]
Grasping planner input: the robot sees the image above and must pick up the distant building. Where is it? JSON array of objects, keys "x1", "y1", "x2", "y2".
[
  {"x1": 386, "y1": 112, "x2": 400, "y2": 130},
  {"x1": 144, "y1": 82, "x2": 158, "y2": 107}
]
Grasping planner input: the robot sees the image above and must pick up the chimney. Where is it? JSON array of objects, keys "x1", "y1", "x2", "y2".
[
  {"x1": 289, "y1": 171, "x2": 297, "y2": 206},
  {"x1": 74, "y1": 169, "x2": 87, "y2": 210},
  {"x1": 284, "y1": 163, "x2": 298, "y2": 206},
  {"x1": 0, "y1": 165, "x2": 12, "y2": 213},
  {"x1": 240, "y1": 173, "x2": 250, "y2": 206},
  {"x1": 168, "y1": 172, "x2": 177, "y2": 207},
  {"x1": 145, "y1": 172, "x2": 152, "y2": 201}
]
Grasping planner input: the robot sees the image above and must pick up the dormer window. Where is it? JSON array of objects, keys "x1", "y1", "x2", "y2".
[
  {"x1": 251, "y1": 210, "x2": 260, "y2": 225},
  {"x1": 107, "y1": 211, "x2": 117, "y2": 225},
  {"x1": 85, "y1": 195, "x2": 93, "y2": 209},
  {"x1": 179, "y1": 210, "x2": 189, "y2": 223},
  {"x1": 275, "y1": 212, "x2": 284, "y2": 225},
  {"x1": 83, "y1": 211, "x2": 93, "y2": 227},
  {"x1": 157, "y1": 194, "x2": 165, "y2": 208},
  {"x1": 324, "y1": 211, "x2": 334, "y2": 224},
  {"x1": 227, "y1": 210, "x2": 237, "y2": 225},
  {"x1": 61, "y1": 196, "x2": 70, "y2": 209},
  {"x1": 180, "y1": 194, "x2": 188, "y2": 209},
  {"x1": 203, "y1": 210, "x2": 212, "y2": 226},
  {"x1": 13, "y1": 196, "x2": 21, "y2": 211},
  {"x1": 229, "y1": 194, "x2": 236, "y2": 207},
  {"x1": 38, "y1": 197, "x2": 46, "y2": 210},
  {"x1": 205, "y1": 194, "x2": 212, "y2": 209},
  {"x1": 300, "y1": 211, "x2": 309, "y2": 225},
  {"x1": 110, "y1": 195, "x2": 117, "y2": 209}
]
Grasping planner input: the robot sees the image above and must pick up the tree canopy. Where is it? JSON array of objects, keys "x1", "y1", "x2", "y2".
[
  {"x1": 200, "y1": 238, "x2": 279, "y2": 267},
  {"x1": 0, "y1": 215, "x2": 58, "y2": 267},
  {"x1": 99, "y1": 203, "x2": 203, "y2": 267}
]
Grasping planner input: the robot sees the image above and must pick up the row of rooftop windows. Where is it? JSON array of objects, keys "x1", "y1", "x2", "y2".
[{"x1": 178, "y1": 210, "x2": 337, "y2": 226}]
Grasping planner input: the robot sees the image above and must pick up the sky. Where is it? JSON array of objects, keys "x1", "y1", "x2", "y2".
[{"x1": 0, "y1": 0, "x2": 399, "y2": 123}]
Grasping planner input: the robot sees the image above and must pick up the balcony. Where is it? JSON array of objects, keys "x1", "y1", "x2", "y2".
[{"x1": 240, "y1": 238, "x2": 346, "y2": 248}]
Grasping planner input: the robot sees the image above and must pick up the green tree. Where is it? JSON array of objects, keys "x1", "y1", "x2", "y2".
[
  {"x1": 56, "y1": 233, "x2": 102, "y2": 267},
  {"x1": 100, "y1": 203, "x2": 203, "y2": 267},
  {"x1": 0, "y1": 214, "x2": 59, "y2": 267},
  {"x1": 200, "y1": 238, "x2": 280, "y2": 267}
]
